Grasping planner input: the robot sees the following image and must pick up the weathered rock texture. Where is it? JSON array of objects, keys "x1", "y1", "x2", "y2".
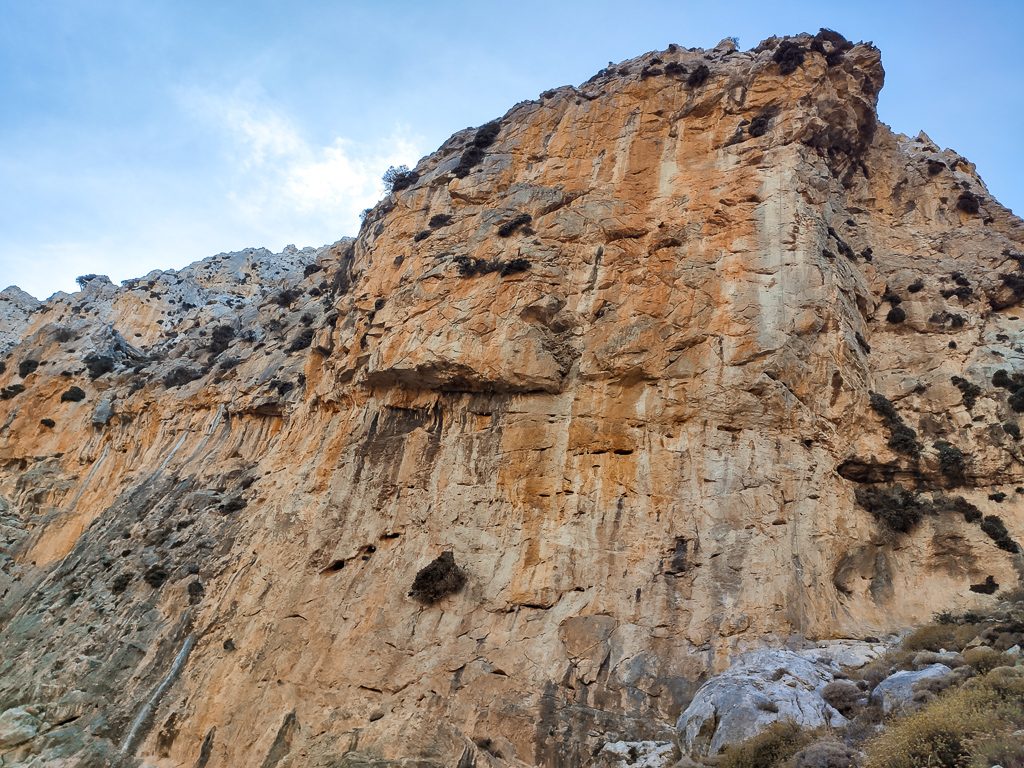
[{"x1": 1, "y1": 30, "x2": 1024, "y2": 767}]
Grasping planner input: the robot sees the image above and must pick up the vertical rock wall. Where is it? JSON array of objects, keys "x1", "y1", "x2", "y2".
[{"x1": 1, "y1": 31, "x2": 1023, "y2": 768}]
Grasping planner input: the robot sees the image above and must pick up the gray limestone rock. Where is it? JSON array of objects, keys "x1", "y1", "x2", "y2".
[
  {"x1": 870, "y1": 664, "x2": 952, "y2": 714},
  {"x1": 676, "y1": 649, "x2": 848, "y2": 757},
  {"x1": 0, "y1": 705, "x2": 42, "y2": 748}
]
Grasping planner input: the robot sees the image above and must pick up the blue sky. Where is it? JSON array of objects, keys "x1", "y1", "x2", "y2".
[{"x1": 2, "y1": 0, "x2": 1021, "y2": 299}]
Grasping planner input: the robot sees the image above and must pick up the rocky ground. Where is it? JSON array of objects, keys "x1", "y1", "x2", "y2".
[{"x1": 1, "y1": 30, "x2": 1024, "y2": 768}]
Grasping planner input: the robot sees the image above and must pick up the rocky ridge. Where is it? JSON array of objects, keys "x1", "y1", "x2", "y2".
[{"x1": 1, "y1": 30, "x2": 1024, "y2": 767}]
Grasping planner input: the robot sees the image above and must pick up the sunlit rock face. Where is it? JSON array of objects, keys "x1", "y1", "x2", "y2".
[{"x1": 1, "y1": 31, "x2": 1023, "y2": 768}]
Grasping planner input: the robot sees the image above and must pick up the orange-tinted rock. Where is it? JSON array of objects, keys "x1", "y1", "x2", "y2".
[{"x1": 1, "y1": 33, "x2": 1023, "y2": 767}]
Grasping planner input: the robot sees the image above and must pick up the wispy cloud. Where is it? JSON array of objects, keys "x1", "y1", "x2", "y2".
[{"x1": 180, "y1": 84, "x2": 424, "y2": 245}]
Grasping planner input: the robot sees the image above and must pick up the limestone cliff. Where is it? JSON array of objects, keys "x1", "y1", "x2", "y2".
[{"x1": 2, "y1": 31, "x2": 1024, "y2": 767}]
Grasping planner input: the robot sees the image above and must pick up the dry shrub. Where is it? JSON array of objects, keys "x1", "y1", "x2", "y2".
[
  {"x1": 409, "y1": 551, "x2": 467, "y2": 604},
  {"x1": 822, "y1": 680, "x2": 863, "y2": 717},
  {"x1": 901, "y1": 623, "x2": 978, "y2": 653},
  {"x1": 850, "y1": 651, "x2": 915, "y2": 691},
  {"x1": 962, "y1": 647, "x2": 1012, "y2": 675},
  {"x1": 718, "y1": 720, "x2": 818, "y2": 768},
  {"x1": 969, "y1": 729, "x2": 1024, "y2": 768},
  {"x1": 789, "y1": 740, "x2": 860, "y2": 768},
  {"x1": 865, "y1": 669, "x2": 1024, "y2": 768}
]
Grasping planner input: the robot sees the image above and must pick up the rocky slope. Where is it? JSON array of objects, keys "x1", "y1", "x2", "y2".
[{"x1": 1, "y1": 30, "x2": 1024, "y2": 768}]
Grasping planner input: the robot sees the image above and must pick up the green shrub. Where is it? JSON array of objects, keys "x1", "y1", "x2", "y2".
[
  {"x1": 687, "y1": 64, "x2": 710, "y2": 87},
  {"x1": 886, "y1": 306, "x2": 907, "y2": 324},
  {"x1": 718, "y1": 720, "x2": 816, "y2": 768},
  {"x1": 207, "y1": 325, "x2": 235, "y2": 356},
  {"x1": 773, "y1": 41, "x2": 806, "y2": 75},
  {"x1": 1004, "y1": 423, "x2": 1022, "y2": 440},
  {"x1": 18, "y1": 359, "x2": 39, "y2": 377},
  {"x1": 1010, "y1": 389, "x2": 1024, "y2": 413},
  {"x1": 286, "y1": 329, "x2": 315, "y2": 353},
  {"x1": 111, "y1": 573, "x2": 132, "y2": 594},
  {"x1": 40, "y1": 418, "x2": 55, "y2": 428}
]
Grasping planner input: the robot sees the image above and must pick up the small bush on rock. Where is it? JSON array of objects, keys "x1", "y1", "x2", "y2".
[
  {"x1": 40, "y1": 418, "x2": 55, "y2": 428},
  {"x1": 886, "y1": 306, "x2": 906, "y2": 324},
  {"x1": 687, "y1": 64, "x2": 710, "y2": 87},
  {"x1": 428, "y1": 214, "x2": 452, "y2": 228},
  {"x1": 409, "y1": 551, "x2": 467, "y2": 604},
  {"x1": 951, "y1": 375, "x2": 981, "y2": 409},
  {"x1": 144, "y1": 564, "x2": 169, "y2": 589},
  {"x1": 60, "y1": 386, "x2": 86, "y2": 403},
  {"x1": 933, "y1": 440, "x2": 966, "y2": 482},
  {"x1": 956, "y1": 190, "x2": 981, "y2": 214},
  {"x1": 855, "y1": 484, "x2": 926, "y2": 533},
  {"x1": 773, "y1": 41, "x2": 806, "y2": 75},
  {"x1": 869, "y1": 391, "x2": 922, "y2": 457},
  {"x1": 163, "y1": 367, "x2": 202, "y2": 389},
  {"x1": 84, "y1": 354, "x2": 115, "y2": 379},
  {"x1": 208, "y1": 325, "x2": 235, "y2": 356},
  {"x1": 18, "y1": 359, "x2": 39, "y2": 377},
  {"x1": 980, "y1": 515, "x2": 1020, "y2": 553},
  {"x1": 497, "y1": 214, "x2": 532, "y2": 237},
  {"x1": 286, "y1": 328, "x2": 315, "y2": 354}
]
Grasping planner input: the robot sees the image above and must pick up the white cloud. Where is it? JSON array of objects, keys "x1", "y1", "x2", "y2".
[{"x1": 180, "y1": 84, "x2": 424, "y2": 247}]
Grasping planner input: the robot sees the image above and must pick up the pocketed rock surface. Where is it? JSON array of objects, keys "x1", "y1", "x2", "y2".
[{"x1": 1, "y1": 31, "x2": 1024, "y2": 767}]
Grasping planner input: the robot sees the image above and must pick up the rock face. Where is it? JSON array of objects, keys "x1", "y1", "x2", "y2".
[{"x1": 1, "y1": 30, "x2": 1024, "y2": 767}]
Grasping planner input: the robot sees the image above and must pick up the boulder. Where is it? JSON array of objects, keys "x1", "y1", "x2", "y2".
[
  {"x1": 676, "y1": 649, "x2": 847, "y2": 757},
  {"x1": 596, "y1": 740, "x2": 678, "y2": 768},
  {"x1": 0, "y1": 705, "x2": 41, "y2": 748},
  {"x1": 870, "y1": 664, "x2": 952, "y2": 714}
]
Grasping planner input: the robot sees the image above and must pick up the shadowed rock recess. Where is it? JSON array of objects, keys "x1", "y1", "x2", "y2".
[{"x1": 1, "y1": 31, "x2": 1023, "y2": 767}]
